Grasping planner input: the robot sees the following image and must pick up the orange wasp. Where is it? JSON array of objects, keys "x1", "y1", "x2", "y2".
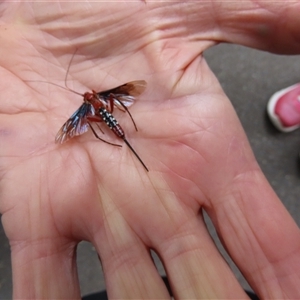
[{"x1": 55, "y1": 80, "x2": 149, "y2": 172}]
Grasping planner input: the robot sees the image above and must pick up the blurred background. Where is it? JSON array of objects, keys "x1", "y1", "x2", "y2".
[{"x1": 1, "y1": 44, "x2": 299, "y2": 299}]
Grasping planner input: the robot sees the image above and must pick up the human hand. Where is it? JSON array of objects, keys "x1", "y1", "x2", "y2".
[{"x1": 1, "y1": 2, "x2": 300, "y2": 299}]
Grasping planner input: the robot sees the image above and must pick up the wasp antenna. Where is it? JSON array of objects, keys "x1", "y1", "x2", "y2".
[
  {"x1": 65, "y1": 48, "x2": 78, "y2": 91},
  {"x1": 25, "y1": 49, "x2": 82, "y2": 96},
  {"x1": 24, "y1": 80, "x2": 83, "y2": 97}
]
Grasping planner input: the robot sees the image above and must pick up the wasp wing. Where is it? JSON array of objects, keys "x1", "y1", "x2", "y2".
[
  {"x1": 99, "y1": 80, "x2": 147, "y2": 97},
  {"x1": 97, "y1": 80, "x2": 147, "y2": 109},
  {"x1": 55, "y1": 102, "x2": 95, "y2": 144}
]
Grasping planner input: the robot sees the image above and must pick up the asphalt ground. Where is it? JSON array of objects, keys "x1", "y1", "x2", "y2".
[{"x1": 1, "y1": 44, "x2": 299, "y2": 299}]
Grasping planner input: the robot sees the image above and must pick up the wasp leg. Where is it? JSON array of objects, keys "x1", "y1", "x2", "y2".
[
  {"x1": 95, "y1": 123, "x2": 105, "y2": 134},
  {"x1": 114, "y1": 97, "x2": 138, "y2": 132},
  {"x1": 109, "y1": 94, "x2": 114, "y2": 114},
  {"x1": 88, "y1": 122, "x2": 122, "y2": 147}
]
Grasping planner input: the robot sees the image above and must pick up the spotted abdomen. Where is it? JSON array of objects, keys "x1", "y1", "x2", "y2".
[{"x1": 99, "y1": 107, "x2": 125, "y2": 138}]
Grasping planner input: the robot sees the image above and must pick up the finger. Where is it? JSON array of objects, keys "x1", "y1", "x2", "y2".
[
  {"x1": 93, "y1": 202, "x2": 170, "y2": 299},
  {"x1": 10, "y1": 237, "x2": 80, "y2": 299},
  {"x1": 153, "y1": 213, "x2": 248, "y2": 299},
  {"x1": 213, "y1": 1, "x2": 300, "y2": 53},
  {"x1": 145, "y1": 1, "x2": 300, "y2": 54},
  {"x1": 192, "y1": 91, "x2": 300, "y2": 298},
  {"x1": 187, "y1": 86, "x2": 300, "y2": 298},
  {"x1": 207, "y1": 170, "x2": 300, "y2": 299}
]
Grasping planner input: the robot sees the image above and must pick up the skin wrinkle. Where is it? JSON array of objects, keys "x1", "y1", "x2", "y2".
[
  {"x1": 212, "y1": 168, "x2": 262, "y2": 212},
  {"x1": 172, "y1": 54, "x2": 201, "y2": 95},
  {"x1": 157, "y1": 189, "x2": 185, "y2": 225},
  {"x1": 224, "y1": 137, "x2": 240, "y2": 179},
  {"x1": 158, "y1": 218, "x2": 238, "y2": 299},
  {"x1": 25, "y1": 63, "x2": 77, "y2": 98},
  {"x1": 204, "y1": 145, "x2": 260, "y2": 200},
  {"x1": 217, "y1": 219, "x2": 263, "y2": 291},
  {"x1": 13, "y1": 241, "x2": 79, "y2": 298},
  {"x1": 50, "y1": 149, "x2": 97, "y2": 206},
  {"x1": 211, "y1": 173, "x2": 284, "y2": 295},
  {"x1": 155, "y1": 141, "x2": 200, "y2": 175},
  {"x1": 38, "y1": 9, "x2": 147, "y2": 57},
  {"x1": 251, "y1": 234, "x2": 300, "y2": 287},
  {"x1": 147, "y1": 176, "x2": 176, "y2": 225},
  {"x1": 97, "y1": 204, "x2": 141, "y2": 265},
  {"x1": 221, "y1": 172, "x2": 298, "y2": 280},
  {"x1": 151, "y1": 2, "x2": 205, "y2": 40},
  {"x1": 149, "y1": 135, "x2": 208, "y2": 205},
  {"x1": 270, "y1": 245, "x2": 300, "y2": 269},
  {"x1": 116, "y1": 192, "x2": 161, "y2": 239},
  {"x1": 98, "y1": 180, "x2": 132, "y2": 220},
  {"x1": 5, "y1": 78, "x2": 58, "y2": 114},
  {"x1": 273, "y1": 261, "x2": 300, "y2": 297},
  {"x1": 210, "y1": 0, "x2": 222, "y2": 37},
  {"x1": 106, "y1": 260, "x2": 169, "y2": 300},
  {"x1": 131, "y1": 184, "x2": 192, "y2": 244},
  {"x1": 46, "y1": 176, "x2": 67, "y2": 241},
  {"x1": 90, "y1": 197, "x2": 114, "y2": 248},
  {"x1": 214, "y1": 1, "x2": 300, "y2": 54},
  {"x1": 30, "y1": 162, "x2": 49, "y2": 238},
  {"x1": 160, "y1": 232, "x2": 201, "y2": 264},
  {"x1": 167, "y1": 165, "x2": 204, "y2": 202},
  {"x1": 95, "y1": 183, "x2": 118, "y2": 220},
  {"x1": 224, "y1": 138, "x2": 256, "y2": 178},
  {"x1": 147, "y1": 103, "x2": 213, "y2": 141},
  {"x1": 260, "y1": 264, "x2": 285, "y2": 294},
  {"x1": 147, "y1": 40, "x2": 208, "y2": 88},
  {"x1": 253, "y1": 265, "x2": 282, "y2": 298},
  {"x1": 10, "y1": 237, "x2": 74, "y2": 263},
  {"x1": 0, "y1": 82, "x2": 35, "y2": 115},
  {"x1": 90, "y1": 189, "x2": 108, "y2": 243},
  {"x1": 104, "y1": 240, "x2": 143, "y2": 276},
  {"x1": 169, "y1": 141, "x2": 208, "y2": 186},
  {"x1": 162, "y1": 166, "x2": 202, "y2": 211},
  {"x1": 104, "y1": 236, "x2": 148, "y2": 278}
]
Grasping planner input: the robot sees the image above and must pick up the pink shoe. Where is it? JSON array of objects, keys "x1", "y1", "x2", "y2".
[{"x1": 267, "y1": 83, "x2": 300, "y2": 132}]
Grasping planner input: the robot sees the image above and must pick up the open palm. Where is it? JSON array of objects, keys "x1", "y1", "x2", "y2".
[{"x1": 1, "y1": 2, "x2": 300, "y2": 299}]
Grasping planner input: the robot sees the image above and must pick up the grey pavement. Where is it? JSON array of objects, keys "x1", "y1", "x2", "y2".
[{"x1": 1, "y1": 44, "x2": 300, "y2": 299}]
